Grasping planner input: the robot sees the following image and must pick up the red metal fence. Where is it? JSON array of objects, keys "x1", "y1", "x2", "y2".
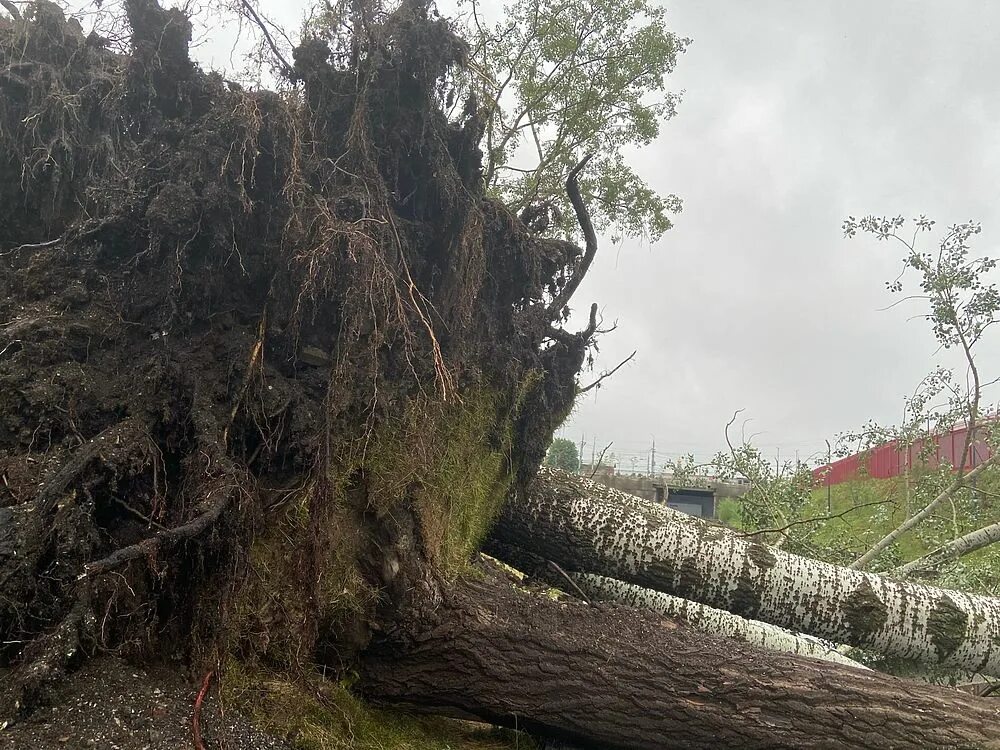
[{"x1": 812, "y1": 424, "x2": 993, "y2": 486}]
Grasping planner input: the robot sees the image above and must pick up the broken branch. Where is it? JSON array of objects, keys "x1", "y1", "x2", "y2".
[{"x1": 578, "y1": 350, "x2": 636, "y2": 394}]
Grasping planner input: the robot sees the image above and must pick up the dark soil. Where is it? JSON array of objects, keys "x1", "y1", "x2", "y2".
[{"x1": 0, "y1": 657, "x2": 291, "y2": 750}]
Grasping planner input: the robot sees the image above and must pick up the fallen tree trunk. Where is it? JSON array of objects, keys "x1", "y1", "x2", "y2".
[
  {"x1": 896, "y1": 520, "x2": 1000, "y2": 578},
  {"x1": 361, "y1": 572, "x2": 1000, "y2": 750},
  {"x1": 492, "y1": 468, "x2": 1000, "y2": 676},
  {"x1": 569, "y1": 572, "x2": 867, "y2": 669},
  {"x1": 484, "y1": 544, "x2": 867, "y2": 669}
]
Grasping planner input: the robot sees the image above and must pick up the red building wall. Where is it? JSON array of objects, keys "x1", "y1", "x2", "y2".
[{"x1": 813, "y1": 425, "x2": 993, "y2": 486}]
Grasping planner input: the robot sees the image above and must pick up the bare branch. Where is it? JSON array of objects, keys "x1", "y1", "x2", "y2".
[
  {"x1": 577, "y1": 350, "x2": 635, "y2": 395},
  {"x1": 737, "y1": 499, "x2": 892, "y2": 540},
  {"x1": 578, "y1": 301, "x2": 598, "y2": 339},
  {"x1": 588, "y1": 441, "x2": 614, "y2": 477},
  {"x1": 0, "y1": 0, "x2": 21, "y2": 21},
  {"x1": 546, "y1": 154, "x2": 597, "y2": 319},
  {"x1": 237, "y1": 0, "x2": 294, "y2": 78}
]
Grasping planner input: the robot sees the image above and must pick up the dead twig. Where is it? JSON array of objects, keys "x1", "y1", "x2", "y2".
[
  {"x1": 546, "y1": 560, "x2": 591, "y2": 604},
  {"x1": 237, "y1": 0, "x2": 294, "y2": 78},
  {"x1": 588, "y1": 441, "x2": 614, "y2": 477},
  {"x1": 578, "y1": 350, "x2": 636, "y2": 395},
  {"x1": 736, "y1": 499, "x2": 892, "y2": 540}
]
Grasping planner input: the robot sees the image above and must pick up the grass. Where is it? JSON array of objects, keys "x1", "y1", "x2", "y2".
[
  {"x1": 223, "y1": 661, "x2": 535, "y2": 750},
  {"x1": 722, "y1": 470, "x2": 1000, "y2": 593}
]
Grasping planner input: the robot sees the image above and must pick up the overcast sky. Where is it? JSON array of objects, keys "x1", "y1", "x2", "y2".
[
  {"x1": 189, "y1": 1, "x2": 1000, "y2": 472},
  {"x1": 562, "y1": 1, "x2": 1000, "y2": 471}
]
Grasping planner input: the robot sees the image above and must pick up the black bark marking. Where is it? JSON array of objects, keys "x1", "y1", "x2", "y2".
[
  {"x1": 843, "y1": 578, "x2": 889, "y2": 644},
  {"x1": 730, "y1": 561, "x2": 763, "y2": 619},
  {"x1": 747, "y1": 543, "x2": 777, "y2": 570},
  {"x1": 927, "y1": 595, "x2": 968, "y2": 661}
]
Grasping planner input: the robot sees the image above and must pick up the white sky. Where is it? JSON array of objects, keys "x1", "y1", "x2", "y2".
[{"x1": 182, "y1": 0, "x2": 1000, "y2": 472}]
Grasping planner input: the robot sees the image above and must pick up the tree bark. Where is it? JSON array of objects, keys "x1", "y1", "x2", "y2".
[
  {"x1": 492, "y1": 468, "x2": 1000, "y2": 676},
  {"x1": 361, "y1": 572, "x2": 1000, "y2": 750},
  {"x1": 895, "y1": 520, "x2": 1000, "y2": 578},
  {"x1": 569, "y1": 572, "x2": 868, "y2": 669}
]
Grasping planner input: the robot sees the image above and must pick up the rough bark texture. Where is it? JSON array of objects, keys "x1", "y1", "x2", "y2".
[
  {"x1": 570, "y1": 572, "x2": 867, "y2": 669},
  {"x1": 493, "y1": 469, "x2": 1000, "y2": 676},
  {"x1": 361, "y1": 572, "x2": 1000, "y2": 750}
]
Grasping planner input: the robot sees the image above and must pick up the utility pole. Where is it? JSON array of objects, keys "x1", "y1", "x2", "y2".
[
  {"x1": 578, "y1": 434, "x2": 586, "y2": 474},
  {"x1": 590, "y1": 437, "x2": 597, "y2": 471},
  {"x1": 650, "y1": 437, "x2": 656, "y2": 476}
]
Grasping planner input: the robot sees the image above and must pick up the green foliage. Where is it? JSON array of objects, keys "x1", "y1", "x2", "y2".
[
  {"x1": 663, "y1": 453, "x2": 711, "y2": 487},
  {"x1": 843, "y1": 216, "x2": 997, "y2": 351},
  {"x1": 840, "y1": 216, "x2": 999, "y2": 459},
  {"x1": 833, "y1": 215, "x2": 1000, "y2": 571},
  {"x1": 544, "y1": 436, "x2": 580, "y2": 471},
  {"x1": 715, "y1": 498, "x2": 742, "y2": 528},
  {"x1": 712, "y1": 435, "x2": 815, "y2": 552},
  {"x1": 457, "y1": 0, "x2": 688, "y2": 241}
]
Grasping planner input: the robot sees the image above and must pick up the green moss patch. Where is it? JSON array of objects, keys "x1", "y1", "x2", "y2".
[{"x1": 223, "y1": 661, "x2": 535, "y2": 750}]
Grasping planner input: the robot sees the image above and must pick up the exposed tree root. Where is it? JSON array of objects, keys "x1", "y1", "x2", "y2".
[
  {"x1": 80, "y1": 491, "x2": 232, "y2": 578},
  {"x1": 1, "y1": 593, "x2": 93, "y2": 721},
  {"x1": 1, "y1": 0, "x2": 593, "y2": 733},
  {"x1": 192, "y1": 668, "x2": 214, "y2": 750}
]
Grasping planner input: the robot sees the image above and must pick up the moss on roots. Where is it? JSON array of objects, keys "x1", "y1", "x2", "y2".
[{"x1": 0, "y1": 0, "x2": 592, "y2": 738}]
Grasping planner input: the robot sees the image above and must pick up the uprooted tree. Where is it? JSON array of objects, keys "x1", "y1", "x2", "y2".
[
  {"x1": 3, "y1": 2, "x2": 1000, "y2": 748},
  {"x1": 0, "y1": 0, "x2": 589, "y2": 721}
]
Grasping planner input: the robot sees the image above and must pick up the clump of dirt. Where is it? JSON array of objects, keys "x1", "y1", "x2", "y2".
[{"x1": 0, "y1": 0, "x2": 596, "y2": 735}]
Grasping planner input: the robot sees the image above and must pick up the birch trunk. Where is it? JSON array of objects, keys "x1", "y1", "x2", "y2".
[
  {"x1": 895, "y1": 521, "x2": 1000, "y2": 578},
  {"x1": 570, "y1": 572, "x2": 868, "y2": 669},
  {"x1": 493, "y1": 468, "x2": 1000, "y2": 676}
]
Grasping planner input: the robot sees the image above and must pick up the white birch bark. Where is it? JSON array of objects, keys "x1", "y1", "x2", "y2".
[
  {"x1": 895, "y1": 520, "x2": 1000, "y2": 578},
  {"x1": 494, "y1": 468, "x2": 1000, "y2": 676},
  {"x1": 570, "y1": 572, "x2": 870, "y2": 670}
]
